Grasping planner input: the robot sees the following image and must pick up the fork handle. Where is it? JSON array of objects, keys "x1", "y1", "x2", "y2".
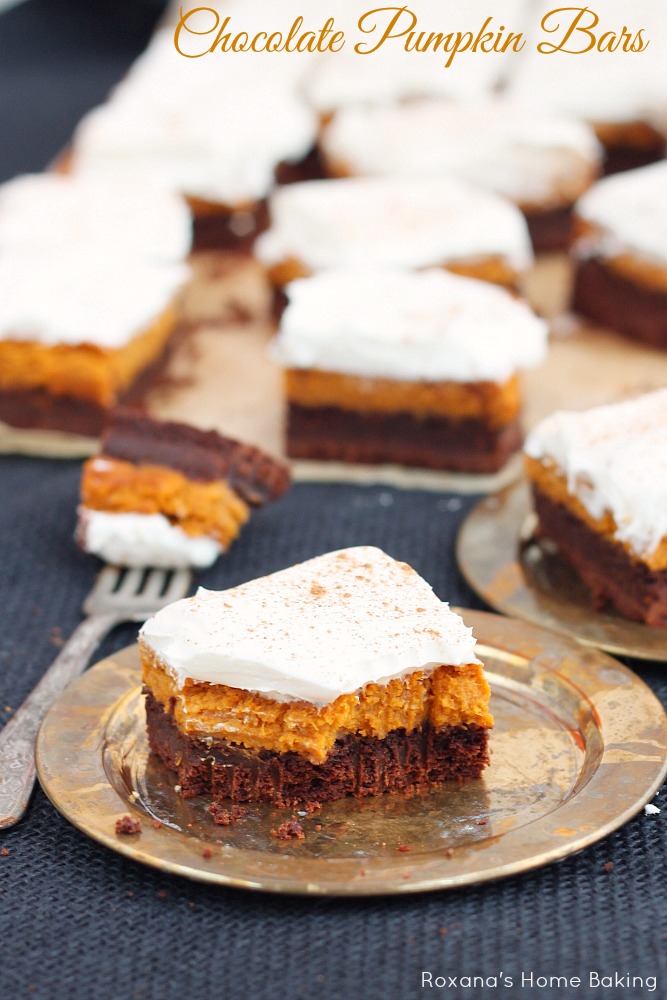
[{"x1": 0, "y1": 612, "x2": 119, "y2": 829}]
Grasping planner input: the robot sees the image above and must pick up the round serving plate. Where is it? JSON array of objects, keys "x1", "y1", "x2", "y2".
[
  {"x1": 35, "y1": 611, "x2": 667, "y2": 896},
  {"x1": 457, "y1": 481, "x2": 667, "y2": 663}
]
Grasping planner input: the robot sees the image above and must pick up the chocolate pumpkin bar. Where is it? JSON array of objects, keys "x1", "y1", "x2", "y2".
[
  {"x1": 272, "y1": 268, "x2": 548, "y2": 473},
  {"x1": 525, "y1": 389, "x2": 667, "y2": 626},
  {"x1": 139, "y1": 546, "x2": 493, "y2": 807},
  {"x1": 77, "y1": 410, "x2": 290, "y2": 568}
]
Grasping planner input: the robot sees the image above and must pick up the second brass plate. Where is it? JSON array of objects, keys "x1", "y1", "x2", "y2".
[
  {"x1": 457, "y1": 481, "x2": 667, "y2": 662},
  {"x1": 35, "y1": 610, "x2": 667, "y2": 895}
]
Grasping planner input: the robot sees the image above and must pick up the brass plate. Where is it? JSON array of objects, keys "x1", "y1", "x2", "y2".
[
  {"x1": 458, "y1": 481, "x2": 667, "y2": 662},
  {"x1": 36, "y1": 613, "x2": 667, "y2": 896}
]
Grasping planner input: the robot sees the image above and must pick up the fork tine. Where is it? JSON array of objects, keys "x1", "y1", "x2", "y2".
[
  {"x1": 141, "y1": 568, "x2": 171, "y2": 600},
  {"x1": 117, "y1": 567, "x2": 146, "y2": 596},
  {"x1": 83, "y1": 566, "x2": 123, "y2": 612},
  {"x1": 164, "y1": 568, "x2": 192, "y2": 604}
]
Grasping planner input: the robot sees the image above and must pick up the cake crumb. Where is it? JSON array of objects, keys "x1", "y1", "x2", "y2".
[
  {"x1": 202, "y1": 847, "x2": 213, "y2": 859},
  {"x1": 207, "y1": 803, "x2": 248, "y2": 826},
  {"x1": 50, "y1": 626, "x2": 64, "y2": 647},
  {"x1": 115, "y1": 815, "x2": 141, "y2": 836},
  {"x1": 476, "y1": 819, "x2": 488, "y2": 826},
  {"x1": 310, "y1": 582, "x2": 327, "y2": 598},
  {"x1": 439, "y1": 927, "x2": 448, "y2": 937},
  {"x1": 151, "y1": 819, "x2": 163, "y2": 829},
  {"x1": 314, "y1": 824, "x2": 322, "y2": 832},
  {"x1": 1, "y1": 847, "x2": 10, "y2": 857},
  {"x1": 603, "y1": 861, "x2": 615, "y2": 873},
  {"x1": 271, "y1": 819, "x2": 305, "y2": 840},
  {"x1": 644, "y1": 803, "x2": 661, "y2": 816},
  {"x1": 396, "y1": 844, "x2": 411, "y2": 853},
  {"x1": 445, "y1": 848, "x2": 454, "y2": 857},
  {"x1": 156, "y1": 890, "x2": 167, "y2": 900}
]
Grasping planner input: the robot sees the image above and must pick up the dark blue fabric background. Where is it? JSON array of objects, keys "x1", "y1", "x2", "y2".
[{"x1": 0, "y1": 4, "x2": 665, "y2": 999}]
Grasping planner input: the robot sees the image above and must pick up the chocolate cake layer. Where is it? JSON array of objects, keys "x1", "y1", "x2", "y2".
[
  {"x1": 532, "y1": 486, "x2": 667, "y2": 627},
  {"x1": 191, "y1": 201, "x2": 269, "y2": 254},
  {"x1": 573, "y1": 257, "x2": 667, "y2": 348},
  {"x1": 145, "y1": 692, "x2": 490, "y2": 808},
  {"x1": 523, "y1": 205, "x2": 575, "y2": 253},
  {"x1": 103, "y1": 409, "x2": 290, "y2": 503},
  {"x1": 287, "y1": 404, "x2": 522, "y2": 473},
  {"x1": 274, "y1": 146, "x2": 326, "y2": 186},
  {"x1": 602, "y1": 136, "x2": 667, "y2": 176},
  {"x1": 0, "y1": 326, "x2": 188, "y2": 438}
]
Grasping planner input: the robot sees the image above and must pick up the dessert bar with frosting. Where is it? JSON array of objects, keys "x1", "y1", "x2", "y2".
[
  {"x1": 524, "y1": 389, "x2": 667, "y2": 627},
  {"x1": 72, "y1": 28, "x2": 317, "y2": 251},
  {"x1": 272, "y1": 268, "x2": 548, "y2": 473},
  {"x1": 77, "y1": 410, "x2": 290, "y2": 568},
  {"x1": 319, "y1": 98, "x2": 602, "y2": 253},
  {"x1": 0, "y1": 173, "x2": 192, "y2": 440},
  {"x1": 506, "y1": 0, "x2": 667, "y2": 175},
  {"x1": 571, "y1": 161, "x2": 667, "y2": 348},
  {"x1": 139, "y1": 546, "x2": 493, "y2": 807},
  {"x1": 255, "y1": 175, "x2": 533, "y2": 300}
]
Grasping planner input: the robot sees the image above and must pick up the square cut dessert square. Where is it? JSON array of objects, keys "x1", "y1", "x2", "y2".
[
  {"x1": 139, "y1": 546, "x2": 493, "y2": 807},
  {"x1": 272, "y1": 268, "x2": 548, "y2": 473},
  {"x1": 525, "y1": 389, "x2": 667, "y2": 626},
  {"x1": 571, "y1": 162, "x2": 667, "y2": 348},
  {"x1": 254, "y1": 175, "x2": 533, "y2": 297},
  {"x1": 71, "y1": 29, "x2": 317, "y2": 251},
  {"x1": 0, "y1": 249, "x2": 189, "y2": 441},
  {"x1": 506, "y1": 0, "x2": 667, "y2": 175},
  {"x1": 77, "y1": 409, "x2": 290, "y2": 568},
  {"x1": 0, "y1": 172, "x2": 192, "y2": 443},
  {"x1": 319, "y1": 98, "x2": 601, "y2": 253}
]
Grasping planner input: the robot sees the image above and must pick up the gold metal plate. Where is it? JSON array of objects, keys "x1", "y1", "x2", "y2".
[
  {"x1": 457, "y1": 482, "x2": 667, "y2": 662},
  {"x1": 36, "y1": 614, "x2": 667, "y2": 896}
]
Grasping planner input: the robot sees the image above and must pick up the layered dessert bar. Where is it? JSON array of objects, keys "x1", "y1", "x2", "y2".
[
  {"x1": 525, "y1": 389, "x2": 667, "y2": 626},
  {"x1": 272, "y1": 268, "x2": 548, "y2": 473},
  {"x1": 0, "y1": 251, "x2": 188, "y2": 440},
  {"x1": 77, "y1": 410, "x2": 290, "y2": 568},
  {"x1": 507, "y1": 0, "x2": 667, "y2": 174},
  {"x1": 571, "y1": 162, "x2": 667, "y2": 347},
  {"x1": 255, "y1": 176, "x2": 533, "y2": 297},
  {"x1": 72, "y1": 29, "x2": 317, "y2": 251},
  {"x1": 319, "y1": 99, "x2": 601, "y2": 252},
  {"x1": 139, "y1": 546, "x2": 493, "y2": 806},
  {"x1": 0, "y1": 172, "x2": 192, "y2": 442}
]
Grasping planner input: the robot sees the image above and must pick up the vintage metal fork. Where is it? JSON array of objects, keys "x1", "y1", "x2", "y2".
[{"x1": 0, "y1": 565, "x2": 191, "y2": 829}]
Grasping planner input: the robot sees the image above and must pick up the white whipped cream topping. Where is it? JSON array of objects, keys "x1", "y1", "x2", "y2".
[
  {"x1": 140, "y1": 546, "x2": 480, "y2": 704},
  {"x1": 0, "y1": 173, "x2": 192, "y2": 262},
  {"x1": 507, "y1": 0, "x2": 667, "y2": 129},
  {"x1": 0, "y1": 249, "x2": 188, "y2": 348},
  {"x1": 304, "y1": 0, "x2": 532, "y2": 112},
  {"x1": 273, "y1": 268, "x2": 547, "y2": 382},
  {"x1": 525, "y1": 388, "x2": 667, "y2": 559},
  {"x1": 321, "y1": 98, "x2": 601, "y2": 207},
  {"x1": 255, "y1": 176, "x2": 533, "y2": 272},
  {"x1": 79, "y1": 509, "x2": 222, "y2": 569},
  {"x1": 73, "y1": 29, "x2": 317, "y2": 205},
  {"x1": 574, "y1": 161, "x2": 667, "y2": 268}
]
